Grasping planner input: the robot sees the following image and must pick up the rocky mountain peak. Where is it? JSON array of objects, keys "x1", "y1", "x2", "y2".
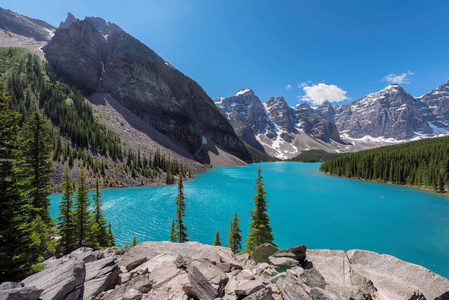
[
  {"x1": 234, "y1": 88, "x2": 254, "y2": 97},
  {"x1": 85, "y1": 16, "x2": 123, "y2": 36},
  {"x1": 59, "y1": 12, "x2": 78, "y2": 29},
  {"x1": 381, "y1": 84, "x2": 406, "y2": 94},
  {"x1": 320, "y1": 100, "x2": 332, "y2": 107}
]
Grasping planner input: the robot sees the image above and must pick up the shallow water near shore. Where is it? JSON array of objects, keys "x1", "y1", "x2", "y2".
[{"x1": 49, "y1": 162, "x2": 449, "y2": 279}]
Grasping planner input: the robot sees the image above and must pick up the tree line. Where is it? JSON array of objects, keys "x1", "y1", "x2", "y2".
[
  {"x1": 320, "y1": 136, "x2": 449, "y2": 193},
  {"x1": 0, "y1": 83, "x2": 114, "y2": 282}
]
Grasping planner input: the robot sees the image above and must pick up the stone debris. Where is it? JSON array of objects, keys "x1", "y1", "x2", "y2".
[{"x1": 1, "y1": 242, "x2": 448, "y2": 300}]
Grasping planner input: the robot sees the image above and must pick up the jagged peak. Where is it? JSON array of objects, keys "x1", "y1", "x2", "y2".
[
  {"x1": 319, "y1": 100, "x2": 332, "y2": 107},
  {"x1": 85, "y1": 16, "x2": 123, "y2": 36},
  {"x1": 234, "y1": 88, "x2": 254, "y2": 97},
  {"x1": 59, "y1": 12, "x2": 78, "y2": 29},
  {"x1": 381, "y1": 84, "x2": 405, "y2": 93},
  {"x1": 265, "y1": 96, "x2": 287, "y2": 106}
]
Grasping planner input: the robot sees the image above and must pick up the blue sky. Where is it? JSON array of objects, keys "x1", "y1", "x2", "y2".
[{"x1": 3, "y1": 0, "x2": 449, "y2": 106}]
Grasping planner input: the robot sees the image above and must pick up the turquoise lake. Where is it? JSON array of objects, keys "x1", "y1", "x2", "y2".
[{"x1": 49, "y1": 162, "x2": 449, "y2": 278}]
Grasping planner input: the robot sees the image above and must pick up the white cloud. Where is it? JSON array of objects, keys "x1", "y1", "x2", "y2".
[
  {"x1": 299, "y1": 82, "x2": 349, "y2": 106},
  {"x1": 297, "y1": 82, "x2": 308, "y2": 88},
  {"x1": 382, "y1": 71, "x2": 414, "y2": 84},
  {"x1": 286, "y1": 84, "x2": 292, "y2": 90}
]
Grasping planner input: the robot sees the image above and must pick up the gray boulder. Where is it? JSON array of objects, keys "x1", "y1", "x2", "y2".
[
  {"x1": 242, "y1": 285, "x2": 273, "y2": 300},
  {"x1": 307, "y1": 249, "x2": 375, "y2": 299},
  {"x1": 269, "y1": 256, "x2": 298, "y2": 269},
  {"x1": 235, "y1": 280, "x2": 265, "y2": 297},
  {"x1": 187, "y1": 259, "x2": 229, "y2": 300},
  {"x1": 101, "y1": 274, "x2": 151, "y2": 300},
  {"x1": 310, "y1": 287, "x2": 339, "y2": 300},
  {"x1": 66, "y1": 247, "x2": 104, "y2": 263},
  {"x1": 271, "y1": 251, "x2": 297, "y2": 259},
  {"x1": 21, "y1": 260, "x2": 85, "y2": 300},
  {"x1": 122, "y1": 288, "x2": 142, "y2": 300},
  {"x1": 276, "y1": 274, "x2": 311, "y2": 300},
  {"x1": 0, "y1": 287, "x2": 43, "y2": 300},
  {"x1": 302, "y1": 268, "x2": 326, "y2": 290},
  {"x1": 81, "y1": 256, "x2": 120, "y2": 299},
  {"x1": 347, "y1": 249, "x2": 449, "y2": 300},
  {"x1": 251, "y1": 243, "x2": 279, "y2": 263}
]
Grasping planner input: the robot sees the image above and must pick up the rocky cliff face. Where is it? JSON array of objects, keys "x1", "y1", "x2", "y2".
[
  {"x1": 45, "y1": 14, "x2": 250, "y2": 162},
  {"x1": 2, "y1": 242, "x2": 448, "y2": 300},
  {"x1": 333, "y1": 84, "x2": 433, "y2": 139},
  {"x1": 420, "y1": 79, "x2": 449, "y2": 129},
  {"x1": 215, "y1": 89, "x2": 276, "y2": 152},
  {"x1": 216, "y1": 91, "x2": 344, "y2": 159}
]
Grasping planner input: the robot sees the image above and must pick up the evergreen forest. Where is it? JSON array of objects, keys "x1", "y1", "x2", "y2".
[{"x1": 320, "y1": 137, "x2": 449, "y2": 193}]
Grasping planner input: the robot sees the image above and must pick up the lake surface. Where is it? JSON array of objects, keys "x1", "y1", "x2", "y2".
[{"x1": 49, "y1": 162, "x2": 449, "y2": 278}]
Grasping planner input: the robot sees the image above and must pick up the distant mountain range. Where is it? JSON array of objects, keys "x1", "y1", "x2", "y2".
[
  {"x1": 216, "y1": 83, "x2": 449, "y2": 159},
  {"x1": 1, "y1": 6, "x2": 448, "y2": 164}
]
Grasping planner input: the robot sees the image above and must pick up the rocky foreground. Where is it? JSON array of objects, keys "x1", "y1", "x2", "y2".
[{"x1": 1, "y1": 242, "x2": 448, "y2": 300}]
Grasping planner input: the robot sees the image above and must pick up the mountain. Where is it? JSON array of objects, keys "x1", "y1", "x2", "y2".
[
  {"x1": 420, "y1": 79, "x2": 449, "y2": 129},
  {"x1": 0, "y1": 8, "x2": 55, "y2": 58},
  {"x1": 217, "y1": 83, "x2": 449, "y2": 160},
  {"x1": 44, "y1": 14, "x2": 250, "y2": 165},
  {"x1": 333, "y1": 84, "x2": 434, "y2": 140},
  {"x1": 216, "y1": 90, "x2": 344, "y2": 159}
]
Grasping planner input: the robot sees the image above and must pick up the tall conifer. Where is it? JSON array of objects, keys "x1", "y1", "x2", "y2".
[
  {"x1": 57, "y1": 165, "x2": 76, "y2": 254},
  {"x1": 74, "y1": 165, "x2": 91, "y2": 247},
  {"x1": 21, "y1": 111, "x2": 54, "y2": 225},
  {"x1": 92, "y1": 177, "x2": 108, "y2": 247},
  {"x1": 228, "y1": 212, "x2": 242, "y2": 254},
  {"x1": 169, "y1": 219, "x2": 176, "y2": 242},
  {"x1": 245, "y1": 167, "x2": 275, "y2": 253},
  {"x1": 213, "y1": 231, "x2": 221, "y2": 246},
  {"x1": 173, "y1": 174, "x2": 188, "y2": 242}
]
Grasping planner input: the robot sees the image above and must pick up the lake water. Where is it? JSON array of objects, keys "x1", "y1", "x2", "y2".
[{"x1": 49, "y1": 162, "x2": 449, "y2": 278}]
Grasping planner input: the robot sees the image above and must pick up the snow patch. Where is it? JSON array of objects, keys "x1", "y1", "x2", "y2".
[
  {"x1": 235, "y1": 89, "x2": 251, "y2": 96},
  {"x1": 340, "y1": 133, "x2": 402, "y2": 144},
  {"x1": 429, "y1": 122, "x2": 449, "y2": 135},
  {"x1": 202, "y1": 136, "x2": 207, "y2": 145},
  {"x1": 101, "y1": 61, "x2": 105, "y2": 73}
]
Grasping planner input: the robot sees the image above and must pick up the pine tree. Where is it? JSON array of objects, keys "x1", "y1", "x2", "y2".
[
  {"x1": 169, "y1": 219, "x2": 176, "y2": 242},
  {"x1": 0, "y1": 83, "x2": 35, "y2": 281},
  {"x1": 21, "y1": 111, "x2": 54, "y2": 225},
  {"x1": 213, "y1": 231, "x2": 221, "y2": 246},
  {"x1": 74, "y1": 165, "x2": 92, "y2": 247},
  {"x1": 92, "y1": 177, "x2": 108, "y2": 247},
  {"x1": 173, "y1": 175, "x2": 188, "y2": 242},
  {"x1": 131, "y1": 235, "x2": 138, "y2": 247},
  {"x1": 57, "y1": 165, "x2": 77, "y2": 254},
  {"x1": 245, "y1": 168, "x2": 275, "y2": 253},
  {"x1": 108, "y1": 223, "x2": 115, "y2": 247},
  {"x1": 228, "y1": 212, "x2": 242, "y2": 254}
]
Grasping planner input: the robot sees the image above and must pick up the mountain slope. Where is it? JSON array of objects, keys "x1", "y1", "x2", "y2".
[
  {"x1": 44, "y1": 14, "x2": 250, "y2": 164},
  {"x1": 0, "y1": 8, "x2": 55, "y2": 58}
]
